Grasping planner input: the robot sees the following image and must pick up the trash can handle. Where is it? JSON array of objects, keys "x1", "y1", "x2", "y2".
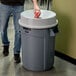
[{"x1": 22, "y1": 27, "x2": 31, "y2": 33}]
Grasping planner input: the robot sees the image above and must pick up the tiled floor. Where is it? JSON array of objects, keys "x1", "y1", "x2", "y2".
[{"x1": 0, "y1": 1, "x2": 76, "y2": 76}]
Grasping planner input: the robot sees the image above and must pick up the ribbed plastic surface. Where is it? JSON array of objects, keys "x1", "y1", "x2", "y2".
[{"x1": 19, "y1": 10, "x2": 57, "y2": 29}]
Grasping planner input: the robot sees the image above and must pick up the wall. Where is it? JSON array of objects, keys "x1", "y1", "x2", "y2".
[{"x1": 52, "y1": 0, "x2": 76, "y2": 59}]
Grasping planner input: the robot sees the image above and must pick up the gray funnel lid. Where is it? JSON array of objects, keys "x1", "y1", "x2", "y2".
[{"x1": 19, "y1": 10, "x2": 58, "y2": 29}]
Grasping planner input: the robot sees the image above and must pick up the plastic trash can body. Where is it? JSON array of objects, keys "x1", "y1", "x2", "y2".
[
  {"x1": 21, "y1": 27, "x2": 55, "y2": 71},
  {"x1": 19, "y1": 10, "x2": 58, "y2": 71}
]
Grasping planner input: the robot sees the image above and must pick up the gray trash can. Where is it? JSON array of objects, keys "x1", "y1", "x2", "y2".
[{"x1": 19, "y1": 10, "x2": 58, "y2": 71}]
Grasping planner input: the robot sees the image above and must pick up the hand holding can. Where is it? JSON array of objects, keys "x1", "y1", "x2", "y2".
[{"x1": 34, "y1": 10, "x2": 41, "y2": 18}]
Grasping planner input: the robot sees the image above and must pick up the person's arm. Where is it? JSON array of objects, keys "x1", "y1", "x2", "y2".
[
  {"x1": 32, "y1": 0, "x2": 41, "y2": 18},
  {"x1": 32, "y1": 0, "x2": 40, "y2": 10}
]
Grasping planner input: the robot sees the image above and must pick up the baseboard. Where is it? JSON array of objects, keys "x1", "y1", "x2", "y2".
[{"x1": 55, "y1": 51, "x2": 76, "y2": 65}]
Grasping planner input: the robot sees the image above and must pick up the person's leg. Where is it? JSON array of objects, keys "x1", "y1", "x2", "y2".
[
  {"x1": 0, "y1": 4, "x2": 11, "y2": 56},
  {"x1": 12, "y1": 5, "x2": 24, "y2": 63}
]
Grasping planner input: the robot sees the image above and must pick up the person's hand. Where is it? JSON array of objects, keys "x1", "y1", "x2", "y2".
[
  {"x1": 34, "y1": 6, "x2": 41, "y2": 18},
  {"x1": 34, "y1": 9, "x2": 41, "y2": 18}
]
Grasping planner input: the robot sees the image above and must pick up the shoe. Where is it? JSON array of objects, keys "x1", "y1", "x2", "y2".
[
  {"x1": 14, "y1": 54, "x2": 21, "y2": 63},
  {"x1": 3, "y1": 45, "x2": 9, "y2": 56}
]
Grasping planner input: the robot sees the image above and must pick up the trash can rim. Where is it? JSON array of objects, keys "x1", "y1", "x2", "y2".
[{"x1": 19, "y1": 19, "x2": 58, "y2": 29}]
